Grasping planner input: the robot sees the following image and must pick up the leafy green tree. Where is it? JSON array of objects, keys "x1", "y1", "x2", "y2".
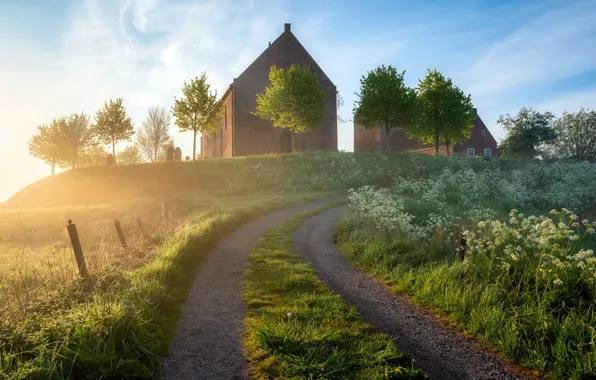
[
  {"x1": 136, "y1": 106, "x2": 173, "y2": 162},
  {"x1": 117, "y1": 145, "x2": 144, "y2": 165},
  {"x1": 63, "y1": 112, "x2": 91, "y2": 169},
  {"x1": 498, "y1": 107, "x2": 556, "y2": 160},
  {"x1": 254, "y1": 64, "x2": 326, "y2": 133},
  {"x1": 79, "y1": 144, "x2": 110, "y2": 167},
  {"x1": 353, "y1": 65, "x2": 417, "y2": 150},
  {"x1": 409, "y1": 69, "x2": 475, "y2": 156},
  {"x1": 172, "y1": 73, "x2": 222, "y2": 161},
  {"x1": 27, "y1": 118, "x2": 68, "y2": 175},
  {"x1": 92, "y1": 98, "x2": 134, "y2": 165},
  {"x1": 553, "y1": 108, "x2": 596, "y2": 162}
]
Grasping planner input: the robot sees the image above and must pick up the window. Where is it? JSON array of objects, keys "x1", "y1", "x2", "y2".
[
  {"x1": 484, "y1": 149, "x2": 492, "y2": 157},
  {"x1": 467, "y1": 148, "x2": 475, "y2": 157},
  {"x1": 481, "y1": 129, "x2": 486, "y2": 136}
]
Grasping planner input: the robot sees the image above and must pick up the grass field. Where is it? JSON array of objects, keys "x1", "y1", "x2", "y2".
[
  {"x1": 243, "y1": 204, "x2": 426, "y2": 379},
  {"x1": 334, "y1": 156, "x2": 596, "y2": 379},
  {"x1": 2, "y1": 151, "x2": 595, "y2": 378}
]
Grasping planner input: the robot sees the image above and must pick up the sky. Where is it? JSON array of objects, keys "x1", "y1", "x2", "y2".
[{"x1": 1, "y1": 0, "x2": 596, "y2": 202}]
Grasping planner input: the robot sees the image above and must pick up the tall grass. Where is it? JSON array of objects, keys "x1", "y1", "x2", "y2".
[{"x1": 0, "y1": 193, "x2": 329, "y2": 379}]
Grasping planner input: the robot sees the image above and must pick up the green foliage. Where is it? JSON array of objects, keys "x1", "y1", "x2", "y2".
[
  {"x1": 78, "y1": 144, "x2": 109, "y2": 167},
  {"x1": 498, "y1": 107, "x2": 556, "y2": 160},
  {"x1": 353, "y1": 65, "x2": 417, "y2": 150},
  {"x1": 63, "y1": 112, "x2": 92, "y2": 169},
  {"x1": 243, "y1": 206, "x2": 425, "y2": 379},
  {"x1": 172, "y1": 73, "x2": 222, "y2": 160},
  {"x1": 337, "y1": 156, "x2": 596, "y2": 379},
  {"x1": 553, "y1": 107, "x2": 596, "y2": 162},
  {"x1": 254, "y1": 64, "x2": 327, "y2": 133},
  {"x1": 409, "y1": 69, "x2": 475, "y2": 155},
  {"x1": 27, "y1": 118, "x2": 68, "y2": 175},
  {"x1": 92, "y1": 98, "x2": 135, "y2": 162},
  {"x1": 117, "y1": 145, "x2": 145, "y2": 165}
]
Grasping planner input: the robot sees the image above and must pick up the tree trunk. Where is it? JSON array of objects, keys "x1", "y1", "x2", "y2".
[
  {"x1": 51, "y1": 156, "x2": 56, "y2": 176},
  {"x1": 193, "y1": 129, "x2": 197, "y2": 161},
  {"x1": 446, "y1": 138, "x2": 451, "y2": 156},
  {"x1": 435, "y1": 132, "x2": 440, "y2": 156},
  {"x1": 112, "y1": 139, "x2": 117, "y2": 166},
  {"x1": 72, "y1": 146, "x2": 78, "y2": 170},
  {"x1": 384, "y1": 124, "x2": 390, "y2": 151}
]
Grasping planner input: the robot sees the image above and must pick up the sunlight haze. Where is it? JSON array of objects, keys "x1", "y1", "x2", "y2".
[{"x1": 1, "y1": 0, "x2": 596, "y2": 201}]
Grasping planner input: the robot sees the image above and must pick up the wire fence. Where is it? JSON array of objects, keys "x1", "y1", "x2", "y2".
[{"x1": 0, "y1": 199, "x2": 180, "y2": 324}]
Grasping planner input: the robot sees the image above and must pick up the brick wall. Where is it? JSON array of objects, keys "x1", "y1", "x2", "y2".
[
  {"x1": 232, "y1": 24, "x2": 337, "y2": 156},
  {"x1": 202, "y1": 89, "x2": 234, "y2": 158},
  {"x1": 453, "y1": 113, "x2": 498, "y2": 157}
]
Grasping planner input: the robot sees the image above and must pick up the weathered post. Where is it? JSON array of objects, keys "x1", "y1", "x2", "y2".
[
  {"x1": 166, "y1": 146, "x2": 175, "y2": 162},
  {"x1": 174, "y1": 147, "x2": 182, "y2": 161},
  {"x1": 162, "y1": 201, "x2": 169, "y2": 223},
  {"x1": 66, "y1": 220, "x2": 88, "y2": 277},
  {"x1": 459, "y1": 233, "x2": 467, "y2": 262},
  {"x1": 137, "y1": 218, "x2": 149, "y2": 239},
  {"x1": 114, "y1": 219, "x2": 128, "y2": 250},
  {"x1": 106, "y1": 154, "x2": 115, "y2": 166}
]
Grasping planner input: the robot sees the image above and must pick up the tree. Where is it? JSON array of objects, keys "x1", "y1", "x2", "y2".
[
  {"x1": 172, "y1": 73, "x2": 222, "y2": 161},
  {"x1": 409, "y1": 69, "x2": 475, "y2": 156},
  {"x1": 28, "y1": 118, "x2": 68, "y2": 175},
  {"x1": 92, "y1": 98, "x2": 134, "y2": 165},
  {"x1": 79, "y1": 144, "x2": 109, "y2": 167},
  {"x1": 136, "y1": 106, "x2": 174, "y2": 162},
  {"x1": 353, "y1": 65, "x2": 417, "y2": 151},
  {"x1": 553, "y1": 108, "x2": 596, "y2": 162},
  {"x1": 117, "y1": 145, "x2": 144, "y2": 165},
  {"x1": 498, "y1": 107, "x2": 556, "y2": 160},
  {"x1": 253, "y1": 64, "x2": 326, "y2": 133},
  {"x1": 337, "y1": 92, "x2": 347, "y2": 123},
  {"x1": 63, "y1": 112, "x2": 91, "y2": 169}
]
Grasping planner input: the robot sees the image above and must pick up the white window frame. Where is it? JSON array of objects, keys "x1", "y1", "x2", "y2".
[
  {"x1": 467, "y1": 148, "x2": 475, "y2": 157},
  {"x1": 481, "y1": 129, "x2": 486, "y2": 136},
  {"x1": 484, "y1": 149, "x2": 492, "y2": 157}
]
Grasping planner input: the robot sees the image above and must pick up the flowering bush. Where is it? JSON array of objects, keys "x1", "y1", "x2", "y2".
[{"x1": 464, "y1": 209, "x2": 596, "y2": 304}]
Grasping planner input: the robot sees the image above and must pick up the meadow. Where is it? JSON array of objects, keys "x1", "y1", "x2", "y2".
[
  {"x1": 335, "y1": 155, "x2": 596, "y2": 379},
  {"x1": 2, "y1": 151, "x2": 594, "y2": 378}
]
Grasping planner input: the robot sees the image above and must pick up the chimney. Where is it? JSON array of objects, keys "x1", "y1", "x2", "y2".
[
  {"x1": 284, "y1": 23, "x2": 291, "y2": 32},
  {"x1": 472, "y1": 107, "x2": 477, "y2": 114}
]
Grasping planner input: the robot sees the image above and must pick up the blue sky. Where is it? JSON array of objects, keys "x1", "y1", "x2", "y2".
[{"x1": 1, "y1": 0, "x2": 596, "y2": 201}]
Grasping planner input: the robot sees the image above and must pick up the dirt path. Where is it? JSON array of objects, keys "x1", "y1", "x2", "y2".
[
  {"x1": 294, "y1": 205, "x2": 534, "y2": 380},
  {"x1": 161, "y1": 196, "x2": 345, "y2": 380}
]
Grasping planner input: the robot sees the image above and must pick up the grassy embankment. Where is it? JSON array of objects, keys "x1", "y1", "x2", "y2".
[
  {"x1": 243, "y1": 204, "x2": 426, "y2": 379},
  {"x1": 0, "y1": 192, "x2": 331, "y2": 379},
  {"x1": 335, "y1": 157, "x2": 596, "y2": 379}
]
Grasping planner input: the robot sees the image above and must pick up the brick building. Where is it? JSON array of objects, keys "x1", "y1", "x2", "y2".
[
  {"x1": 201, "y1": 23, "x2": 337, "y2": 158},
  {"x1": 354, "y1": 108, "x2": 498, "y2": 157}
]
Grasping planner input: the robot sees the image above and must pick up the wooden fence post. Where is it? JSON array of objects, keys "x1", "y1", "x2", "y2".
[
  {"x1": 162, "y1": 201, "x2": 169, "y2": 222},
  {"x1": 66, "y1": 220, "x2": 88, "y2": 277},
  {"x1": 137, "y1": 218, "x2": 149, "y2": 239},
  {"x1": 459, "y1": 233, "x2": 467, "y2": 262},
  {"x1": 114, "y1": 219, "x2": 128, "y2": 250}
]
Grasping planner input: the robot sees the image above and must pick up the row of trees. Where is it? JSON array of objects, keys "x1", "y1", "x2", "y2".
[
  {"x1": 28, "y1": 72, "x2": 223, "y2": 173},
  {"x1": 354, "y1": 66, "x2": 475, "y2": 154},
  {"x1": 251, "y1": 64, "x2": 475, "y2": 156},
  {"x1": 498, "y1": 107, "x2": 596, "y2": 161}
]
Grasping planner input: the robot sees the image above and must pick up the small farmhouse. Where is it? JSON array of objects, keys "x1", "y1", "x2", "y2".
[
  {"x1": 353, "y1": 108, "x2": 498, "y2": 156},
  {"x1": 201, "y1": 24, "x2": 338, "y2": 158}
]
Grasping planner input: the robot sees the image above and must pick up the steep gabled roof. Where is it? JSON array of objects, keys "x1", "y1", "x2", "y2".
[{"x1": 236, "y1": 23, "x2": 335, "y2": 86}]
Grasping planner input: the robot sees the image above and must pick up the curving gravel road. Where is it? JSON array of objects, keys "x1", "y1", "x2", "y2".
[
  {"x1": 294, "y1": 205, "x2": 535, "y2": 380},
  {"x1": 160, "y1": 196, "x2": 345, "y2": 380}
]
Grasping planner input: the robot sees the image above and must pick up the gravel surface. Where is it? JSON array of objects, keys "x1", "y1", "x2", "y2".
[
  {"x1": 161, "y1": 196, "x2": 345, "y2": 380},
  {"x1": 294, "y1": 205, "x2": 535, "y2": 380}
]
